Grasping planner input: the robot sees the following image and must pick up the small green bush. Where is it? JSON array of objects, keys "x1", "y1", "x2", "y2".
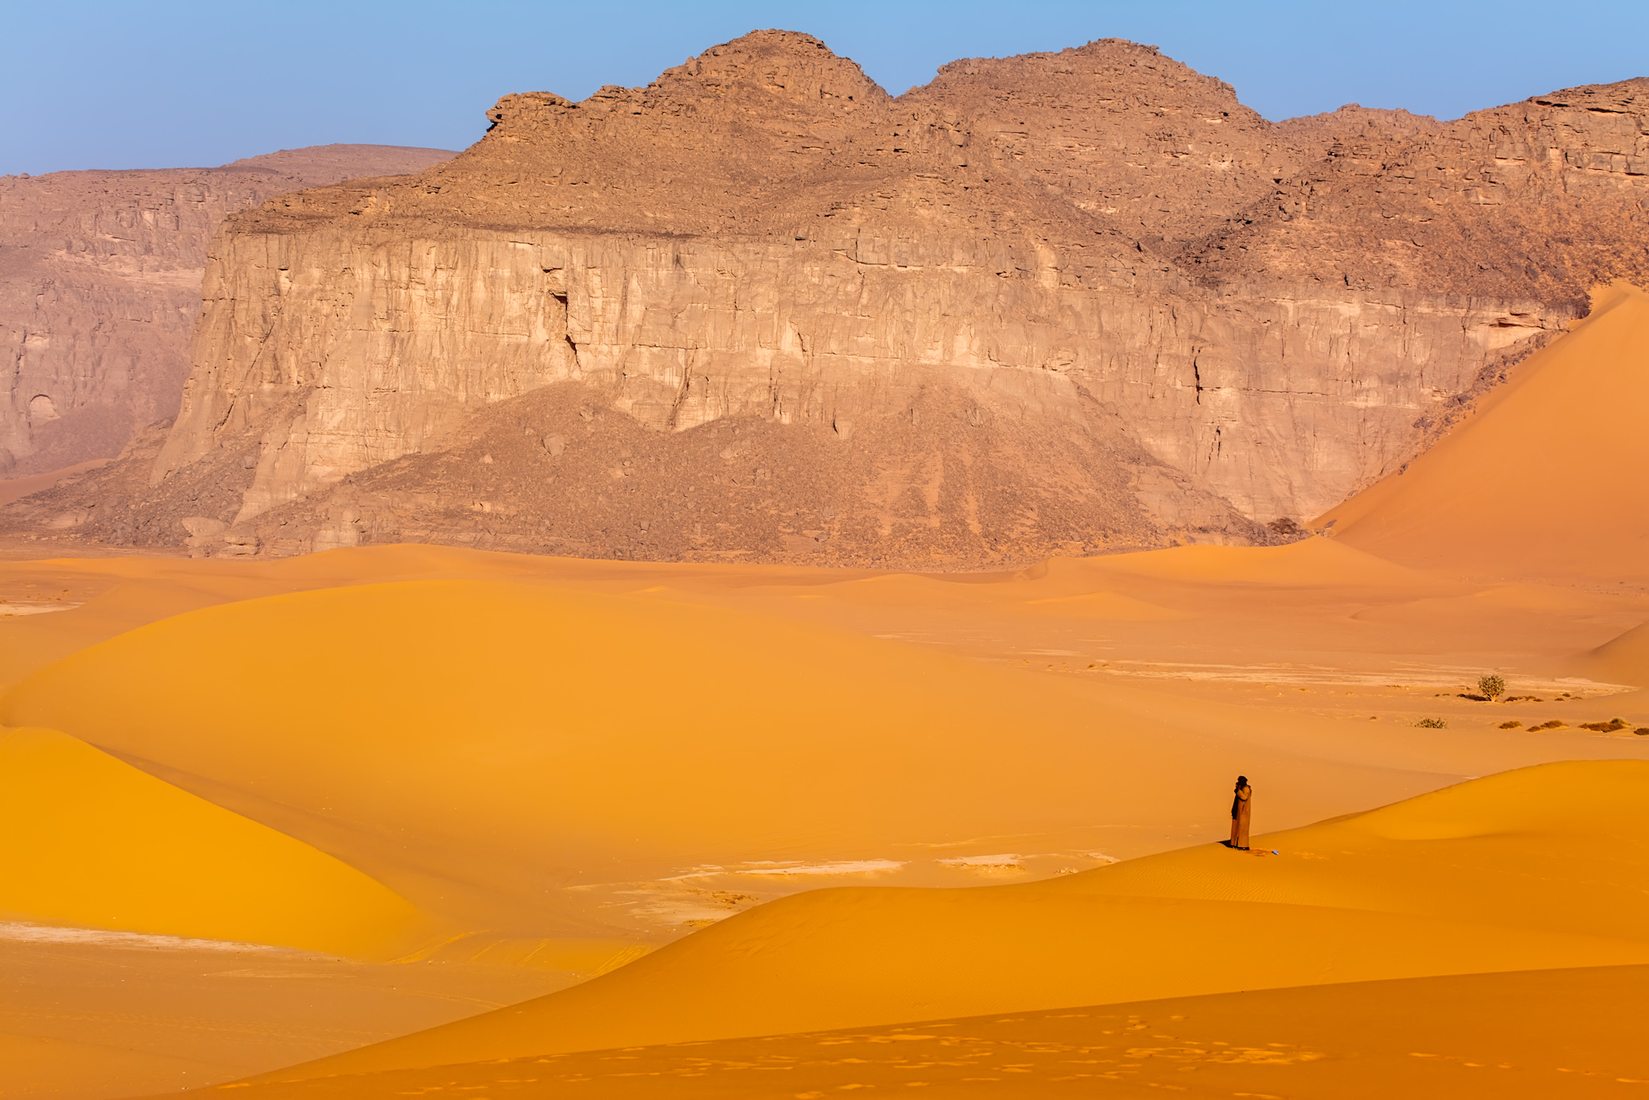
[
  {"x1": 1414, "y1": 717, "x2": 1448, "y2": 729},
  {"x1": 1477, "y1": 674, "x2": 1506, "y2": 701}
]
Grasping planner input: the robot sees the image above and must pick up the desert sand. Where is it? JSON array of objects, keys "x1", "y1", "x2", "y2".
[
  {"x1": 171, "y1": 966, "x2": 1649, "y2": 1098},
  {"x1": 2, "y1": 289, "x2": 1646, "y2": 1097},
  {"x1": 1323, "y1": 282, "x2": 1649, "y2": 588}
]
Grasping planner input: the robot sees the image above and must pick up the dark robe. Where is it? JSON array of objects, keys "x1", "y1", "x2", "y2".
[{"x1": 1229, "y1": 784, "x2": 1253, "y2": 848}]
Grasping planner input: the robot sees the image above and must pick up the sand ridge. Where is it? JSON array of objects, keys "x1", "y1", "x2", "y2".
[
  {"x1": 1321, "y1": 282, "x2": 1649, "y2": 589},
  {"x1": 241, "y1": 760, "x2": 1649, "y2": 1083},
  {"x1": 0, "y1": 726, "x2": 429, "y2": 958}
]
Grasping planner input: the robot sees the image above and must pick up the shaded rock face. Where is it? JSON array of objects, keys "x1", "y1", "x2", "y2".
[
  {"x1": 0, "y1": 145, "x2": 453, "y2": 476},
  {"x1": 15, "y1": 33, "x2": 1647, "y2": 566}
]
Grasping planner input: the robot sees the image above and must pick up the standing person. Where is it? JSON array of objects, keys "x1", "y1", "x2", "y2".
[{"x1": 1229, "y1": 775, "x2": 1253, "y2": 850}]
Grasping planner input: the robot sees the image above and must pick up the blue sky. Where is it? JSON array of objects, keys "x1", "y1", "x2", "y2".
[{"x1": 5, "y1": 0, "x2": 1647, "y2": 174}]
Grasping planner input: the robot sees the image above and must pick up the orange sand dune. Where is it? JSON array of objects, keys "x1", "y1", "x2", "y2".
[
  {"x1": 0, "y1": 934, "x2": 557, "y2": 1100},
  {"x1": 251, "y1": 761, "x2": 1649, "y2": 1082},
  {"x1": 1576, "y1": 619, "x2": 1649, "y2": 688},
  {"x1": 0, "y1": 726, "x2": 427, "y2": 957},
  {"x1": 2, "y1": 544, "x2": 1644, "y2": 942},
  {"x1": 1321, "y1": 283, "x2": 1649, "y2": 587},
  {"x1": 3, "y1": 573, "x2": 1531, "y2": 944},
  {"x1": 177, "y1": 965, "x2": 1649, "y2": 1099},
  {"x1": 0, "y1": 539, "x2": 1644, "y2": 1098}
]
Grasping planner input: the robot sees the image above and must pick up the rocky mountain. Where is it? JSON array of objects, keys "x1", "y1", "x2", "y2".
[
  {"x1": 0, "y1": 145, "x2": 452, "y2": 476},
  {"x1": 1182, "y1": 79, "x2": 1649, "y2": 302},
  {"x1": 8, "y1": 32, "x2": 1645, "y2": 566}
]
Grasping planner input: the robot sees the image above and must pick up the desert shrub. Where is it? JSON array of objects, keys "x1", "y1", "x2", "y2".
[
  {"x1": 1579, "y1": 718, "x2": 1630, "y2": 732},
  {"x1": 1266, "y1": 517, "x2": 1307, "y2": 542},
  {"x1": 1636, "y1": 727, "x2": 1649, "y2": 736},
  {"x1": 1529, "y1": 719, "x2": 1567, "y2": 731},
  {"x1": 1414, "y1": 717, "x2": 1447, "y2": 729},
  {"x1": 1477, "y1": 674, "x2": 1506, "y2": 701},
  {"x1": 1498, "y1": 720, "x2": 1522, "y2": 729}
]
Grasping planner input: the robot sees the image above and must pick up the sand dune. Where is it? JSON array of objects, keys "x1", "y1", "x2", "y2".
[
  {"x1": 1577, "y1": 619, "x2": 1649, "y2": 687},
  {"x1": 2, "y1": 570, "x2": 1518, "y2": 945},
  {"x1": 0, "y1": 932, "x2": 556, "y2": 1100},
  {"x1": 0, "y1": 726, "x2": 427, "y2": 957},
  {"x1": 1322, "y1": 282, "x2": 1649, "y2": 587},
  {"x1": 0, "y1": 536, "x2": 1643, "y2": 1097},
  {"x1": 174, "y1": 965, "x2": 1649, "y2": 1099},
  {"x1": 247, "y1": 761, "x2": 1649, "y2": 1082}
]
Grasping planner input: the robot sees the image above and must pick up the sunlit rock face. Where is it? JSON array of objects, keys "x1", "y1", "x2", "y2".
[
  {"x1": 23, "y1": 34, "x2": 1648, "y2": 565},
  {"x1": 0, "y1": 146, "x2": 453, "y2": 476}
]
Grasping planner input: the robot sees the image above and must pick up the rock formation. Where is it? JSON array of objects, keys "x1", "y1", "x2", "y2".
[
  {"x1": 0, "y1": 145, "x2": 452, "y2": 475},
  {"x1": 9, "y1": 33, "x2": 1645, "y2": 566}
]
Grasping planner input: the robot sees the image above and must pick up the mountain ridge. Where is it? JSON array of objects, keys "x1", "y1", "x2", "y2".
[{"x1": 5, "y1": 30, "x2": 1644, "y2": 567}]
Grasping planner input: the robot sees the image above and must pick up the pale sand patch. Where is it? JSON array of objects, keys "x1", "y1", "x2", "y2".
[
  {"x1": 0, "y1": 921, "x2": 295, "y2": 954},
  {"x1": 0, "y1": 602, "x2": 75, "y2": 616},
  {"x1": 935, "y1": 853, "x2": 1024, "y2": 869},
  {"x1": 1094, "y1": 659, "x2": 1632, "y2": 694},
  {"x1": 736, "y1": 859, "x2": 908, "y2": 876}
]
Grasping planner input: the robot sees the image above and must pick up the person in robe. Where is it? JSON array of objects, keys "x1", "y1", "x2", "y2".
[{"x1": 1229, "y1": 775, "x2": 1253, "y2": 850}]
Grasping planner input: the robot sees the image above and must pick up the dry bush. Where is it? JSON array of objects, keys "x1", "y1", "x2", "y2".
[
  {"x1": 1529, "y1": 719, "x2": 1567, "y2": 731},
  {"x1": 1579, "y1": 718, "x2": 1630, "y2": 732},
  {"x1": 1477, "y1": 674, "x2": 1506, "y2": 701},
  {"x1": 1414, "y1": 717, "x2": 1448, "y2": 729},
  {"x1": 1498, "y1": 720, "x2": 1523, "y2": 729}
]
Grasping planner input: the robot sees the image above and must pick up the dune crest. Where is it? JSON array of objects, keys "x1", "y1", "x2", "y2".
[
  {"x1": 0, "y1": 726, "x2": 428, "y2": 957},
  {"x1": 249, "y1": 760, "x2": 1649, "y2": 1082},
  {"x1": 1321, "y1": 282, "x2": 1649, "y2": 587},
  {"x1": 1576, "y1": 618, "x2": 1649, "y2": 687}
]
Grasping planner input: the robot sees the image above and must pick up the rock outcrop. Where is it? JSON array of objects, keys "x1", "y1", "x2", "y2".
[
  {"x1": 10, "y1": 33, "x2": 1645, "y2": 566},
  {"x1": 1182, "y1": 79, "x2": 1649, "y2": 302},
  {"x1": 0, "y1": 145, "x2": 452, "y2": 475}
]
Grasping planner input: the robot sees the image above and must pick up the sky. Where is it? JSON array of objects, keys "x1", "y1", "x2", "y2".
[{"x1": 4, "y1": 0, "x2": 1647, "y2": 175}]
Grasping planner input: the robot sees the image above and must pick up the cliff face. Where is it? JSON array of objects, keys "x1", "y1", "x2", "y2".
[
  {"x1": 0, "y1": 145, "x2": 452, "y2": 476},
  {"x1": 16, "y1": 33, "x2": 1645, "y2": 565},
  {"x1": 155, "y1": 221, "x2": 1549, "y2": 540}
]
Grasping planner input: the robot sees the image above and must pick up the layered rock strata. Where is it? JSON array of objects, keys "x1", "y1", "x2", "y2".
[
  {"x1": 0, "y1": 145, "x2": 452, "y2": 475},
  {"x1": 12, "y1": 34, "x2": 1645, "y2": 566}
]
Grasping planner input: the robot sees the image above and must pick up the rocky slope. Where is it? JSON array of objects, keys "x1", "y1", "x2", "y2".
[
  {"x1": 1182, "y1": 79, "x2": 1649, "y2": 302},
  {"x1": 0, "y1": 145, "x2": 452, "y2": 476},
  {"x1": 9, "y1": 33, "x2": 1645, "y2": 566}
]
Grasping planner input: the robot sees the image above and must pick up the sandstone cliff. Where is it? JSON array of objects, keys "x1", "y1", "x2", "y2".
[
  {"x1": 11, "y1": 33, "x2": 1645, "y2": 566},
  {"x1": 0, "y1": 145, "x2": 452, "y2": 476}
]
